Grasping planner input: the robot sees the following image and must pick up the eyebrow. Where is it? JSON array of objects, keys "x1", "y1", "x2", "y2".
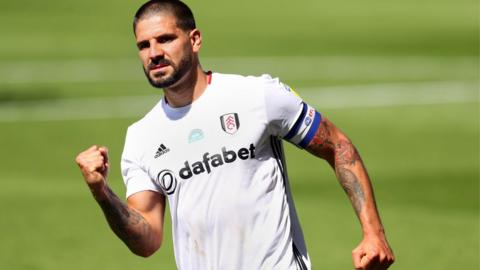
[{"x1": 136, "y1": 33, "x2": 178, "y2": 49}]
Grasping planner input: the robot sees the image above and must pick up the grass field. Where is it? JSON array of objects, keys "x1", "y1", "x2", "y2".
[{"x1": 0, "y1": 0, "x2": 478, "y2": 269}]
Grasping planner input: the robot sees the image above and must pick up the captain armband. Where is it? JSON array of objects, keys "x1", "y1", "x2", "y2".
[{"x1": 283, "y1": 102, "x2": 322, "y2": 149}]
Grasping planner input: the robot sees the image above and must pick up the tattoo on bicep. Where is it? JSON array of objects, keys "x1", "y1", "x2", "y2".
[
  {"x1": 337, "y1": 167, "x2": 365, "y2": 215},
  {"x1": 310, "y1": 119, "x2": 333, "y2": 149},
  {"x1": 97, "y1": 187, "x2": 152, "y2": 250},
  {"x1": 307, "y1": 119, "x2": 361, "y2": 166},
  {"x1": 307, "y1": 120, "x2": 335, "y2": 160}
]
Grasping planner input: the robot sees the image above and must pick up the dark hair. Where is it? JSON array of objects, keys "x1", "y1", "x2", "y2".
[{"x1": 133, "y1": 0, "x2": 196, "y2": 34}]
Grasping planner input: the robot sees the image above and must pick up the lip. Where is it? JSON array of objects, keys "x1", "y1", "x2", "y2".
[{"x1": 150, "y1": 63, "x2": 169, "y2": 72}]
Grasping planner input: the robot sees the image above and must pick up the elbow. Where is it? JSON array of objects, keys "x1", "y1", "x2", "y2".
[
  {"x1": 134, "y1": 249, "x2": 156, "y2": 258},
  {"x1": 122, "y1": 223, "x2": 164, "y2": 258},
  {"x1": 133, "y1": 250, "x2": 152, "y2": 258},
  {"x1": 130, "y1": 236, "x2": 162, "y2": 258},
  {"x1": 131, "y1": 242, "x2": 161, "y2": 258}
]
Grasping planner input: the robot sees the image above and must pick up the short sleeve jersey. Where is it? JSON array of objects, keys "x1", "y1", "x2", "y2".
[{"x1": 121, "y1": 73, "x2": 321, "y2": 270}]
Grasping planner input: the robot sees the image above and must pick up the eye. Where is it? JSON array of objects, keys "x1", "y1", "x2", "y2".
[
  {"x1": 157, "y1": 34, "x2": 175, "y2": 44},
  {"x1": 137, "y1": 41, "x2": 150, "y2": 50}
]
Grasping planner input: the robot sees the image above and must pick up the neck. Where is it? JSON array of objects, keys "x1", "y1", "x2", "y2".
[{"x1": 163, "y1": 64, "x2": 208, "y2": 108}]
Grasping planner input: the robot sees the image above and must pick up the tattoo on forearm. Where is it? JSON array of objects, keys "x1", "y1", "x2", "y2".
[
  {"x1": 337, "y1": 167, "x2": 365, "y2": 215},
  {"x1": 334, "y1": 140, "x2": 361, "y2": 166},
  {"x1": 96, "y1": 187, "x2": 152, "y2": 252},
  {"x1": 307, "y1": 119, "x2": 366, "y2": 215}
]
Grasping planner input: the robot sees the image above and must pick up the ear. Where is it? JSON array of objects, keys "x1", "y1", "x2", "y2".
[{"x1": 189, "y1": 29, "x2": 202, "y2": 53}]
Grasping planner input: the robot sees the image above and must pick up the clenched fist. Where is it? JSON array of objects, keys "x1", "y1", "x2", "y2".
[
  {"x1": 75, "y1": 145, "x2": 110, "y2": 192},
  {"x1": 352, "y1": 233, "x2": 395, "y2": 270}
]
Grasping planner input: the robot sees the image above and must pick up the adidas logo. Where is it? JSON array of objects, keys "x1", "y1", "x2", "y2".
[{"x1": 154, "y1": 144, "x2": 170, "y2": 158}]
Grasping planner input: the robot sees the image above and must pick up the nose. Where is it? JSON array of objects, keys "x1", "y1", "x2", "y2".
[{"x1": 149, "y1": 41, "x2": 164, "y2": 60}]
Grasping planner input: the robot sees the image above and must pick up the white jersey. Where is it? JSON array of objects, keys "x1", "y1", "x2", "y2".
[{"x1": 121, "y1": 73, "x2": 321, "y2": 270}]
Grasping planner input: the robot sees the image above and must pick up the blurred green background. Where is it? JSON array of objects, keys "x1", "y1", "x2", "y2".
[{"x1": 0, "y1": 0, "x2": 478, "y2": 269}]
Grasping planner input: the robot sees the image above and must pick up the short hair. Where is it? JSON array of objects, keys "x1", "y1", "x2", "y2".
[{"x1": 133, "y1": 0, "x2": 196, "y2": 34}]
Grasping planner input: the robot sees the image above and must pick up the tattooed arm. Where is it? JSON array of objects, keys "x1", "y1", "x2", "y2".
[
  {"x1": 305, "y1": 117, "x2": 395, "y2": 270},
  {"x1": 75, "y1": 145, "x2": 165, "y2": 257}
]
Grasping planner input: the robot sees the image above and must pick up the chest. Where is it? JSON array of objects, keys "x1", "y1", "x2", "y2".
[{"x1": 139, "y1": 96, "x2": 269, "y2": 195}]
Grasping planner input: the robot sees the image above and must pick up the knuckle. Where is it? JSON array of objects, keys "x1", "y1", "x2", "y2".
[{"x1": 76, "y1": 157, "x2": 86, "y2": 166}]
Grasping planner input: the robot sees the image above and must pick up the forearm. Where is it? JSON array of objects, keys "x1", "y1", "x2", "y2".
[
  {"x1": 333, "y1": 144, "x2": 385, "y2": 236},
  {"x1": 306, "y1": 119, "x2": 385, "y2": 236},
  {"x1": 306, "y1": 118, "x2": 394, "y2": 268},
  {"x1": 90, "y1": 184, "x2": 159, "y2": 257},
  {"x1": 336, "y1": 151, "x2": 395, "y2": 268}
]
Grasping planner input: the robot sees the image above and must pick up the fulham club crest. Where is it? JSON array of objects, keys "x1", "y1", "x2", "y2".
[{"x1": 220, "y1": 113, "x2": 240, "y2": 134}]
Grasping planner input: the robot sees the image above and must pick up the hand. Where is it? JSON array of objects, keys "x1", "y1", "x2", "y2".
[
  {"x1": 75, "y1": 145, "x2": 110, "y2": 192},
  {"x1": 352, "y1": 233, "x2": 395, "y2": 270}
]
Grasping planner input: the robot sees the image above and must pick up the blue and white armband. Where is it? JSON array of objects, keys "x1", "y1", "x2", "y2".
[{"x1": 283, "y1": 102, "x2": 322, "y2": 149}]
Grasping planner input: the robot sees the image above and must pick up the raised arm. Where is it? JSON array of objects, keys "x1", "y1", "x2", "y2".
[
  {"x1": 75, "y1": 145, "x2": 166, "y2": 257},
  {"x1": 305, "y1": 117, "x2": 395, "y2": 270}
]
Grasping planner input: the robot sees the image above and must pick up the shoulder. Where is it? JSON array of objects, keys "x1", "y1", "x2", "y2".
[
  {"x1": 125, "y1": 99, "x2": 163, "y2": 141},
  {"x1": 213, "y1": 72, "x2": 288, "y2": 94},
  {"x1": 213, "y1": 72, "x2": 276, "y2": 84}
]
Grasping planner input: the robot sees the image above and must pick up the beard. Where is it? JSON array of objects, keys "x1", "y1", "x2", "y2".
[{"x1": 144, "y1": 55, "x2": 193, "y2": 89}]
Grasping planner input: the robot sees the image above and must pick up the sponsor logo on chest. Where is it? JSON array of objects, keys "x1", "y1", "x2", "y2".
[
  {"x1": 179, "y1": 143, "x2": 256, "y2": 179},
  {"x1": 154, "y1": 143, "x2": 256, "y2": 194}
]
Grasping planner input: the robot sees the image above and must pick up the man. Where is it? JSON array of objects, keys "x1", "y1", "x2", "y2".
[{"x1": 75, "y1": 0, "x2": 395, "y2": 269}]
